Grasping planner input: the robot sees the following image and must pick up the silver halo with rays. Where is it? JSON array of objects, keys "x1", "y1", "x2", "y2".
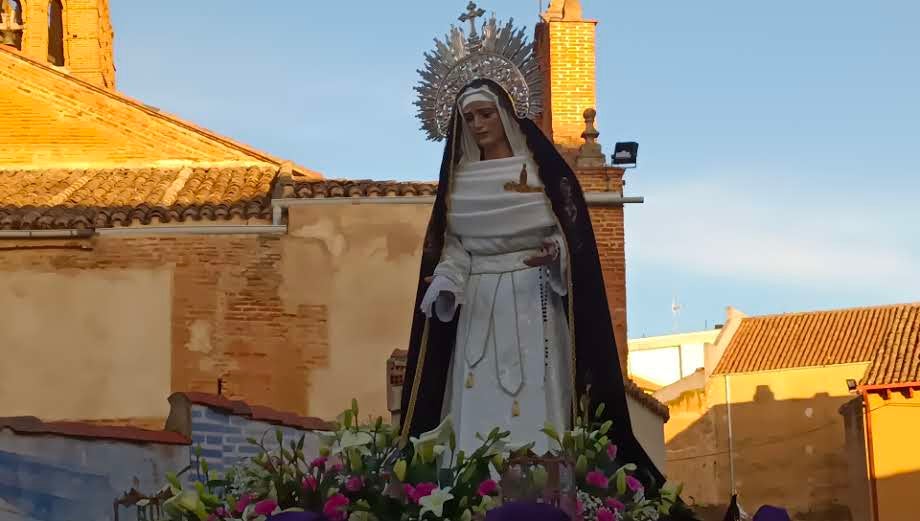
[{"x1": 414, "y1": 2, "x2": 543, "y2": 141}]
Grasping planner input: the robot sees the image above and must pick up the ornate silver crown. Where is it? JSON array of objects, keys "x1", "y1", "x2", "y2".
[{"x1": 415, "y1": 2, "x2": 544, "y2": 141}]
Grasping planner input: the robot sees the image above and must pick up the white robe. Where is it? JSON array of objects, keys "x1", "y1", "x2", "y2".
[{"x1": 422, "y1": 155, "x2": 572, "y2": 456}]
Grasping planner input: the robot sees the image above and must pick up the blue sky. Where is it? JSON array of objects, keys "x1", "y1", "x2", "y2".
[{"x1": 110, "y1": 1, "x2": 920, "y2": 338}]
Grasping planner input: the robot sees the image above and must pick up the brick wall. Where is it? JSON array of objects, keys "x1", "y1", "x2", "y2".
[
  {"x1": 0, "y1": 234, "x2": 329, "y2": 417},
  {"x1": 576, "y1": 166, "x2": 629, "y2": 374},
  {"x1": 18, "y1": 0, "x2": 115, "y2": 88},
  {"x1": 538, "y1": 18, "x2": 598, "y2": 154}
]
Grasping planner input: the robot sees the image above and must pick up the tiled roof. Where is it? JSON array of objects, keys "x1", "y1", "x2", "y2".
[
  {"x1": 0, "y1": 416, "x2": 190, "y2": 445},
  {"x1": 0, "y1": 168, "x2": 439, "y2": 230},
  {"x1": 0, "y1": 165, "x2": 278, "y2": 229},
  {"x1": 625, "y1": 379, "x2": 670, "y2": 421},
  {"x1": 714, "y1": 303, "x2": 920, "y2": 385},
  {"x1": 175, "y1": 392, "x2": 332, "y2": 431},
  {"x1": 285, "y1": 177, "x2": 438, "y2": 199}
]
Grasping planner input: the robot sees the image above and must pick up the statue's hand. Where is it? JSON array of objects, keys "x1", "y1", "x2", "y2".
[{"x1": 524, "y1": 240, "x2": 559, "y2": 267}]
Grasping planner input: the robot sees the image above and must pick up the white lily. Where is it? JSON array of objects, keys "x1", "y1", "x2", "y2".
[
  {"x1": 418, "y1": 487, "x2": 454, "y2": 518},
  {"x1": 411, "y1": 416, "x2": 454, "y2": 448},
  {"x1": 333, "y1": 430, "x2": 374, "y2": 455}
]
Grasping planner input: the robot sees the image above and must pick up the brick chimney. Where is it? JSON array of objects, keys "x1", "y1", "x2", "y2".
[{"x1": 534, "y1": 0, "x2": 597, "y2": 160}]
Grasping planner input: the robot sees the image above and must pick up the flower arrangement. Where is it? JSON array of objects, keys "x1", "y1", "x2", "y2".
[{"x1": 160, "y1": 398, "x2": 693, "y2": 521}]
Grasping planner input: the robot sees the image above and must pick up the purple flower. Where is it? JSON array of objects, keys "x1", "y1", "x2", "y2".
[
  {"x1": 585, "y1": 470, "x2": 609, "y2": 489},
  {"x1": 323, "y1": 493, "x2": 349, "y2": 521},
  {"x1": 597, "y1": 508, "x2": 616, "y2": 521},
  {"x1": 254, "y1": 499, "x2": 278, "y2": 516},
  {"x1": 310, "y1": 457, "x2": 328, "y2": 470},
  {"x1": 626, "y1": 475, "x2": 644, "y2": 493},
  {"x1": 302, "y1": 475, "x2": 318, "y2": 492},
  {"x1": 405, "y1": 482, "x2": 437, "y2": 503},
  {"x1": 346, "y1": 475, "x2": 364, "y2": 492},
  {"x1": 606, "y1": 498, "x2": 626, "y2": 512},
  {"x1": 268, "y1": 513, "x2": 326, "y2": 521},
  {"x1": 478, "y1": 479, "x2": 499, "y2": 497},
  {"x1": 235, "y1": 494, "x2": 253, "y2": 514},
  {"x1": 606, "y1": 443, "x2": 618, "y2": 461}
]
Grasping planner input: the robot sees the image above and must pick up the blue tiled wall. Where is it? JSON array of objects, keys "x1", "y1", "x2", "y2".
[
  {"x1": 0, "y1": 432, "x2": 188, "y2": 521},
  {"x1": 187, "y1": 404, "x2": 322, "y2": 476}
]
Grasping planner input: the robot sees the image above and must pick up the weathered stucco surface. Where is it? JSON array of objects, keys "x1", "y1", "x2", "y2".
[
  {"x1": 285, "y1": 204, "x2": 431, "y2": 420},
  {"x1": 665, "y1": 364, "x2": 870, "y2": 520},
  {"x1": 0, "y1": 268, "x2": 172, "y2": 420}
]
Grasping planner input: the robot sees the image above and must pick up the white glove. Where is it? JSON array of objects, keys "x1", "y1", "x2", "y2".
[{"x1": 420, "y1": 275, "x2": 462, "y2": 322}]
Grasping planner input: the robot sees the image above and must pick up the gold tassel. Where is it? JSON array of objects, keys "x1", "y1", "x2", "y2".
[
  {"x1": 511, "y1": 400, "x2": 521, "y2": 417},
  {"x1": 465, "y1": 371, "x2": 475, "y2": 389}
]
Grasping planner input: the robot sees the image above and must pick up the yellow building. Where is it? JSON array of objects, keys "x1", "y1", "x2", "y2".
[
  {"x1": 660, "y1": 303, "x2": 920, "y2": 521},
  {"x1": 840, "y1": 328, "x2": 920, "y2": 521}
]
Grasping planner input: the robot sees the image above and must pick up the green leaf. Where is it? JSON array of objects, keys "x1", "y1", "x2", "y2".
[
  {"x1": 599, "y1": 420, "x2": 613, "y2": 435},
  {"x1": 246, "y1": 437, "x2": 258, "y2": 445},
  {"x1": 575, "y1": 455, "x2": 587, "y2": 477},
  {"x1": 615, "y1": 469, "x2": 627, "y2": 495},
  {"x1": 579, "y1": 394, "x2": 589, "y2": 415},
  {"x1": 166, "y1": 472, "x2": 182, "y2": 492},
  {"x1": 275, "y1": 429, "x2": 284, "y2": 446},
  {"x1": 541, "y1": 423, "x2": 561, "y2": 444},
  {"x1": 595, "y1": 403, "x2": 606, "y2": 419}
]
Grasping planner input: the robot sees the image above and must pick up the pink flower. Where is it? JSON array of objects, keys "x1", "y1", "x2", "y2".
[
  {"x1": 234, "y1": 494, "x2": 252, "y2": 514},
  {"x1": 311, "y1": 456, "x2": 328, "y2": 469},
  {"x1": 477, "y1": 479, "x2": 498, "y2": 497},
  {"x1": 346, "y1": 475, "x2": 364, "y2": 492},
  {"x1": 213, "y1": 507, "x2": 228, "y2": 518},
  {"x1": 405, "y1": 482, "x2": 437, "y2": 503},
  {"x1": 626, "y1": 475, "x2": 644, "y2": 493},
  {"x1": 576, "y1": 499, "x2": 584, "y2": 516},
  {"x1": 302, "y1": 475, "x2": 318, "y2": 492},
  {"x1": 585, "y1": 470, "x2": 609, "y2": 489},
  {"x1": 331, "y1": 461, "x2": 345, "y2": 473},
  {"x1": 606, "y1": 498, "x2": 626, "y2": 512},
  {"x1": 323, "y1": 493, "x2": 350, "y2": 521},
  {"x1": 597, "y1": 507, "x2": 616, "y2": 521},
  {"x1": 607, "y1": 443, "x2": 618, "y2": 460},
  {"x1": 253, "y1": 499, "x2": 278, "y2": 516}
]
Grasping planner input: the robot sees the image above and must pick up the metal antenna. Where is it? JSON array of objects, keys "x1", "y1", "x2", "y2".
[{"x1": 671, "y1": 296, "x2": 682, "y2": 333}]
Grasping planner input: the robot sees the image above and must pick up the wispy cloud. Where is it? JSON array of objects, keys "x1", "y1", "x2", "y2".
[{"x1": 628, "y1": 172, "x2": 920, "y2": 298}]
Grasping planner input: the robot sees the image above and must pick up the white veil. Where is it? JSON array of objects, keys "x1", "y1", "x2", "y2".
[{"x1": 456, "y1": 85, "x2": 530, "y2": 166}]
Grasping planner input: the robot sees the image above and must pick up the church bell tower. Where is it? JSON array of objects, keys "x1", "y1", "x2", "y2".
[{"x1": 0, "y1": 0, "x2": 115, "y2": 88}]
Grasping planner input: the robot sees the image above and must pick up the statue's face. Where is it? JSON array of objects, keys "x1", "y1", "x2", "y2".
[{"x1": 462, "y1": 101, "x2": 507, "y2": 150}]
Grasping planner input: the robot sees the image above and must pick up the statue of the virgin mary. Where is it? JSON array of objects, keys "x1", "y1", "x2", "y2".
[{"x1": 399, "y1": 5, "x2": 663, "y2": 485}]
